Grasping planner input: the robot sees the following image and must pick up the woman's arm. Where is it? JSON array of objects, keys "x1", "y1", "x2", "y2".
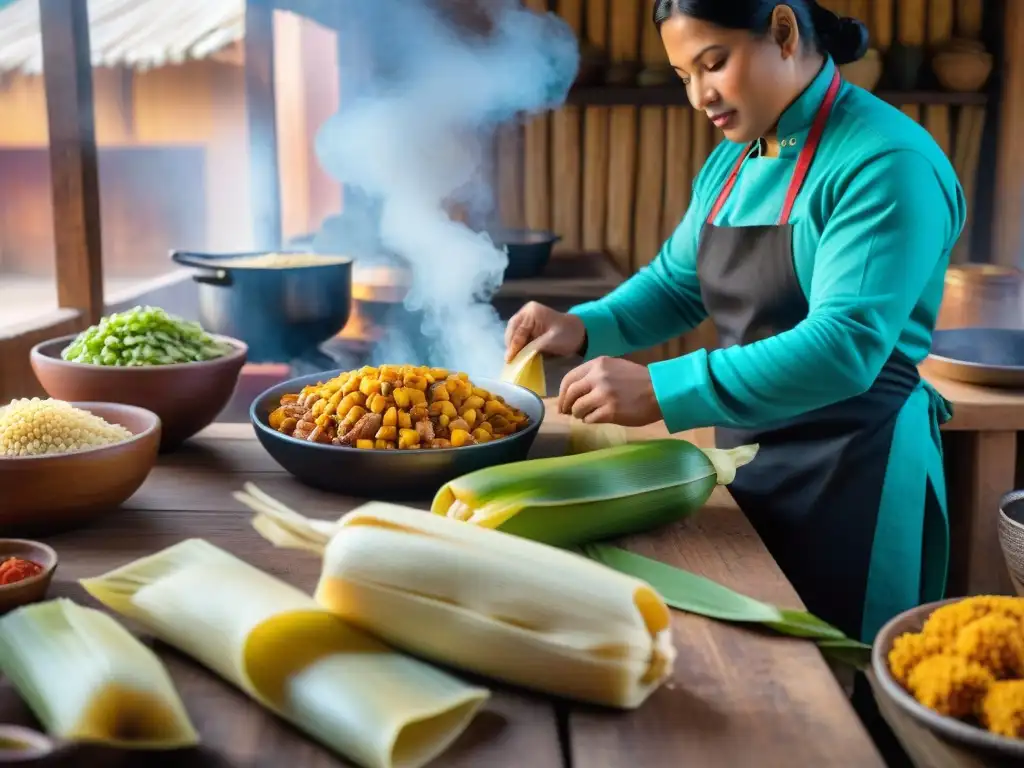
[
  {"x1": 567, "y1": 200, "x2": 708, "y2": 359},
  {"x1": 649, "y1": 148, "x2": 966, "y2": 434}
]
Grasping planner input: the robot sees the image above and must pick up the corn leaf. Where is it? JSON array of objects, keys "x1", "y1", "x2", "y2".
[
  {"x1": 433, "y1": 440, "x2": 748, "y2": 546},
  {"x1": 582, "y1": 544, "x2": 871, "y2": 668}
]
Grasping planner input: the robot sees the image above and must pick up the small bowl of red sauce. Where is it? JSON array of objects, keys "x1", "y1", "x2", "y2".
[{"x1": 0, "y1": 541, "x2": 57, "y2": 614}]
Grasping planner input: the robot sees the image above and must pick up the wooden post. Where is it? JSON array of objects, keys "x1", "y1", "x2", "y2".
[
  {"x1": 39, "y1": 0, "x2": 103, "y2": 325},
  {"x1": 994, "y1": 0, "x2": 1024, "y2": 269},
  {"x1": 245, "y1": 0, "x2": 283, "y2": 249}
]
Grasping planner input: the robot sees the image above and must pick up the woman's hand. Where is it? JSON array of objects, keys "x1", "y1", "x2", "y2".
[
  {"x1": 558, "y1": 356, "x2": 663, "y2": 427},
  {"x1": 504, "y1": 301, "x2": 587, "y2": 363}
]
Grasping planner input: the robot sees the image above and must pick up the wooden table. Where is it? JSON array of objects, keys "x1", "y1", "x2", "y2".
[
  {"x1": 923, "y1": 364, "x2": 1024, "y2": 597},
  {"x1": 0, "y1": 407, "x2": 885, "y2": 768}
]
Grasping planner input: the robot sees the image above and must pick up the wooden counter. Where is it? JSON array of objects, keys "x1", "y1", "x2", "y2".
[
  {"x1": 923, "y1": 363, "x2": 1024, "y2": 597},
  {"x1": 0, "y1": 406, "x2": 885, "y2": 767}
]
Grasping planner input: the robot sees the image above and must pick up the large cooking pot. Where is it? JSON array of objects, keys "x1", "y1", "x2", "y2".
[{"x1": 170, "y1": 250, "x2": 352, "y2": 364}]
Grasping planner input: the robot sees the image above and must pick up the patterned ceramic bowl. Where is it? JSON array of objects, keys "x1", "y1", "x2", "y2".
[{"x1": 998, "y1": 490, "x2": 1024, "y2": 597}]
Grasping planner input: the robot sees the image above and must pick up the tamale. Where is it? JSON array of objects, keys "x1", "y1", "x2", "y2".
[
  {"x1": 0, "y1": 599, "x2": 198, "y2": 749},
  {"x1": 80, "y1": 539, "x2": 488, "y2": 768},
  {"x1": 237, "y1": 483, "x2": 677, "y2": 709}
]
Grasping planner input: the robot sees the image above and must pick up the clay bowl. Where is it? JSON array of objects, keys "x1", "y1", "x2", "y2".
[
  {"x1": 0, "y1": 726, "x2": 55, "y2": 763},
  {"x1": 30, "y1": 334, "x2": 247, "y2": 451},
  {"x1": 933, "y1": 47, "x2": 993, "y2": 92},
  {"x1": 0, "y1": 541, "x2": 57, "y2": 615},
  {"x1": 998, "y1": 490, "x2": 1024, "y2": 596},
  {"x1": 840, "y1": 48, "x2": 883, "y2": 92},
  {"x1": 0, "y1": 403, "x2": 160, "y2": 535},
  {"x1": 873, "y1": 598, "x2": 1024, "y2": 759}
]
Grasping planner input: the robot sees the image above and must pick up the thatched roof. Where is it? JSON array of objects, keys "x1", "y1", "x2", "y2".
[{"x1": 0, "y1": 0, "x2": 244, "y2": 74}]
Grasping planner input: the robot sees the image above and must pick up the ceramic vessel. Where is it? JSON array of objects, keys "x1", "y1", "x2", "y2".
[
  {"x1": 31, "y1": 335, "x2": 246, "y2": 451},
  {"x1": 0, "y1": 539, "x2": 58, "y2": 614},
  {"x1": 251, "y1": 373, "x2": 544, "y2": 500},
  {"x1": 933, "y1": 39, "x2": 993, "y2": 92},
  {"x1": 575, "y1": 41, "x2": 607, "y2": 87},
  {"x1": 0, "y1": 725, "x2": 55, "y2": 763},
  {"x1": 886, "y1": 43, "x2": 924, "y2": 90},
  {"x1": 636, "y1": 64, "x2": 676, "y2": 87},
  {"x1": 604, "y1": 61, "x2": 640, "y2": 86},
  {"x1": 0, "y1": 403, "x2": 160, "y2": 534},
  {"x1": 999, "y1": 490, "x2": 1024, "y2": 596},
  {"x1": 873, "y1": 598, "x2": 1024, "y2": 759},
  {"x1": 841, "y1": 48, "x2": 883, "y2": 91}
]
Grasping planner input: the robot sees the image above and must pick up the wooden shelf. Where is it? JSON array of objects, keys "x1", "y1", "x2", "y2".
[
  {"x1": 495, "y1": 251, "x2": 625, "y2": 301},
  {"x1": 565, "y1": 85, "x2": 989, "y2": 107}
]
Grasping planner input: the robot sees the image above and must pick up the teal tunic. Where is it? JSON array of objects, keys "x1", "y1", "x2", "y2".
[{"x1": 570, "y1": 57, "x2": 967, "y2": 641}]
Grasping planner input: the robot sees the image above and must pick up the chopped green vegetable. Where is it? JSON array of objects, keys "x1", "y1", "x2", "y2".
[{"x1": 61, "y1": 306, "x2": 232, "y2": 367}]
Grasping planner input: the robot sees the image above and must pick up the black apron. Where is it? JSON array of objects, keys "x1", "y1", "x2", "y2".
[{"x1": 696, "y1": 70, "x2": 950, "y2": 643}]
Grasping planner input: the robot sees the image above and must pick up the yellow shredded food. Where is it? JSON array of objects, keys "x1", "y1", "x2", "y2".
[
  {"x1": 269, "y1": 364, "x2": 531, "y2": 449},
  {"x1": 0, "y1": 398, "x2": 132, "y2": 457},
  {"x1": 955, "y1": 614, "x2": 1024, "y2": 679},
  {"x1": 206, "y1": 253, "x2": 349, "y2": 269},
  {"x1": 981, "y1": 681, "x2": 1024, "y2": 739},
  {"x1": 887, "y1": 595, "x2": 1024, "y2": 739},
  {"x1": 907, "y1": 653, "x2": 994, "y2": 718},
  {"x1": 888, "y1": 631, "x2": 944, "y2": 687},
  {"x1": 921, "y1": 595, "x2": 1024, "y2": 645}
]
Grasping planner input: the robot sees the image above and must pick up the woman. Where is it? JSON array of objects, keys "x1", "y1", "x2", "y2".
[{"x1": 505, "y1": 0, "x2": 966, "y2": 645}]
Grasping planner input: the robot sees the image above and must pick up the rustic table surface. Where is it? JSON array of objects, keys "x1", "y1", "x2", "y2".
[
  {"x1": 923, "y1": 365, "x2": 1024, "y2": 598},
  {"x1": 0, "y1": 407, "x2": 889, "y2": 767}
]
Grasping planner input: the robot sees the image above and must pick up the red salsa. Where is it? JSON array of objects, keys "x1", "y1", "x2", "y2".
[{"x1": 0, "y1": 557, "x2": 43, "y2": 585}]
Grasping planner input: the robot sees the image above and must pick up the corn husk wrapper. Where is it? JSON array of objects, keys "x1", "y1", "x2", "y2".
[
  {"x1": 431, "y1": 439, "x2": 758, "y2": 547},
  {"x1": 0, "y1": 598, "x2": 198, "y2": 749},
  {"x1": 79, "y1": 540, "x2": 488, "y2": 768},
  {"x1": 236, "y1": 483, "x2": 677, "y2": 709},
  {"x1": 502, "y1": 337, "x2": 630, "y2": 454},
  {"x1": 501, "y1": 336, "x2": 548, "y2": 398}
]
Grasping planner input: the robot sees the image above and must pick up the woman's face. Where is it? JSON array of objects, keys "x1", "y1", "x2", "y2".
[{"x1": 659, "y1": 11, "x2": 802, "y2": 143}]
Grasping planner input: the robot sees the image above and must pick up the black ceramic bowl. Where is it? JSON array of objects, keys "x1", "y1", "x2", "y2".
[
  {"x1": 490, "y1": 229, "x2": 561, "y2": 281},
  {"x1": 250, "y1": 370, "x2": 545, "y2": 500}
]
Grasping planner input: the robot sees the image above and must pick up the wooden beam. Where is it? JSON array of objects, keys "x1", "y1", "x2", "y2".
[
  {"x1": 245, "y1": 0, "x2": 283, "y2": 249},
  {"x1": 39, "y1": 0, "x2": 104, "y2": 325},
  {"x1": 994, "y1": 0, "x2": 1024, "y2": 268}
]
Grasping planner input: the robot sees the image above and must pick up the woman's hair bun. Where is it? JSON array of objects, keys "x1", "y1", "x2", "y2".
[{"x1": 810, "y1": 3, "x2": 870, "y2": 65}]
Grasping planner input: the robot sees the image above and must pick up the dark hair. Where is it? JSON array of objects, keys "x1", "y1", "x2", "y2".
[{"x1": 652, "y1": 0, "x2": 869, "y2": 66}]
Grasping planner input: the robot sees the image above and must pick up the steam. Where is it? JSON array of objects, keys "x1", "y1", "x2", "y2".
[{"x1": 314, "y1": 0, "x2": 579, "y2": 377}]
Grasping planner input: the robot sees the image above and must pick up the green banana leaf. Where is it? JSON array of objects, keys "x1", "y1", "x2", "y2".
[{"x1": 582, "y1": 544, "x2": 871, "y2": 669}]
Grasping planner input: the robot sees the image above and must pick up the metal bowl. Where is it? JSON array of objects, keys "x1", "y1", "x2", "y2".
[
  {"x1": 171, "y1": 250, "x2": 353, "y2": 364},
  {"x1": 927, "y1": 328, "x2": 1024, "y2": 388},
  {"x1": 250, "y1": 370, "x2": 545, "y2": 500},
  {"x1": 872, "y1": 598, "x2": 1024, "y2": 759}
]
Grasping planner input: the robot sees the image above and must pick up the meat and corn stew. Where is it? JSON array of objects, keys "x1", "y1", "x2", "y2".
[{"x1": 269, "y1": 365, "x2": 531, "y2": 449}]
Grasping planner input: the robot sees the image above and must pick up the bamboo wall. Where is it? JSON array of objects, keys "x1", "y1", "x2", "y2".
[{"x1": 497, "y1": 0, "x2": 996, "y2": 362}]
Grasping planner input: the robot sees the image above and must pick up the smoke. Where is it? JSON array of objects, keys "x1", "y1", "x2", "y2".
[{"x1": 314, "y1": 0, "x2": 579, "y2": 378}]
